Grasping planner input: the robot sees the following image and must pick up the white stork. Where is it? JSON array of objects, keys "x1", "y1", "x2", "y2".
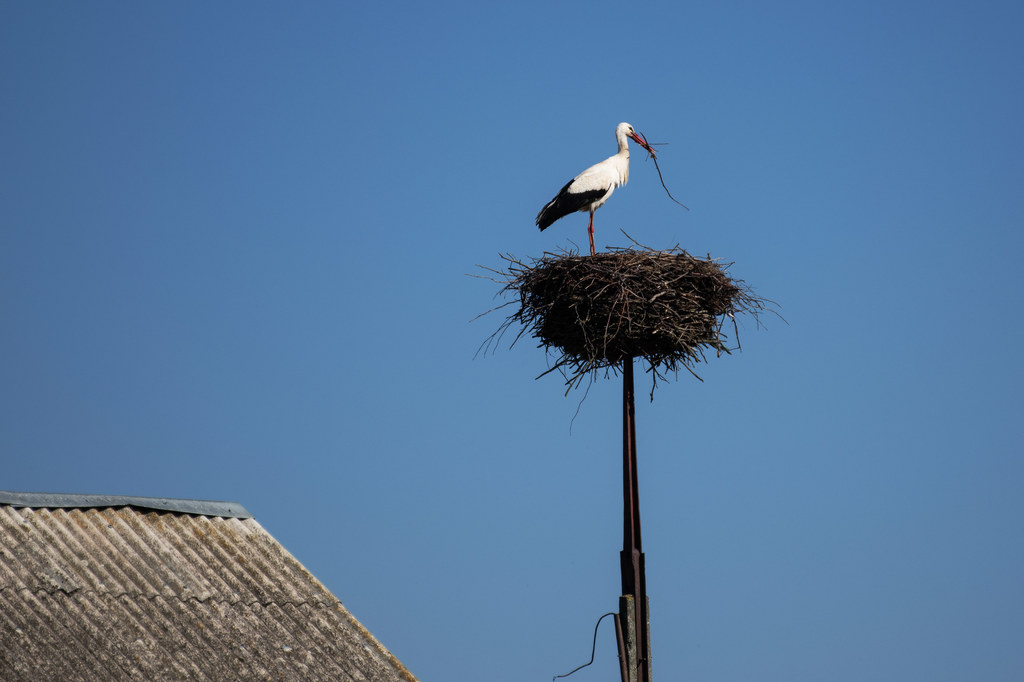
[{"x1": 536, "y1": 122, "x2": 656, "y2": 255}]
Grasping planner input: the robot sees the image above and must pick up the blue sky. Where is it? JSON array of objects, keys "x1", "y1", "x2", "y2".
[{"x1": 2, "y1": 2, "x2": 1022, "y2": 680}]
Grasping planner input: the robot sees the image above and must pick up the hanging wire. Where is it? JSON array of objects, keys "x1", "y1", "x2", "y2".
[{"x1": 552, "y1": 612, "x2": 617, "y2": 681}]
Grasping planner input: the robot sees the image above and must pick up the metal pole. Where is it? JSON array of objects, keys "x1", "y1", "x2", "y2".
[
  {"x1": 614, "y1": 613, "x2": 629, "y2": 682},
  {"x1": 620, "y1": 358, "x2": 651, "y2": 682}
]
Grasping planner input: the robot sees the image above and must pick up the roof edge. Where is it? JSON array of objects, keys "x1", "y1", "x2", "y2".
[{"x1": 0, "y1": 491, "x2": 253, "y2": 519}]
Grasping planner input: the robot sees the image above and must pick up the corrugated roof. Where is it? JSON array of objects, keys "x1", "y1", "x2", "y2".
[
  {"x1": 0, "y1": 496, "x2": 418, "y2": 682},
  {"x1": 0, "y1": 490, "x2": 252, "y2": 518}
]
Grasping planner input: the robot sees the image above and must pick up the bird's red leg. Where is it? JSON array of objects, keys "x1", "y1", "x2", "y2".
[{"x1": 588, "y1": 211, "x2": 596, "y2": 256}]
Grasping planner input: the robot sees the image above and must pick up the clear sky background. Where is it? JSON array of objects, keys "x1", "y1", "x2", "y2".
[{"x1": 2, "y1": 2, "x2": 1022, "y2": 680}]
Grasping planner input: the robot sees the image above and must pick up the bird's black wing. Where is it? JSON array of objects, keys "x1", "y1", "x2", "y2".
[{"x1": 536, "y1": 180, "x2": 607, "y2": 231}]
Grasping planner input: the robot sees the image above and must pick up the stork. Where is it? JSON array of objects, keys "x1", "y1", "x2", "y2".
[{"x1": 536, "y1": 122, "x2": 656, "y2": 255}]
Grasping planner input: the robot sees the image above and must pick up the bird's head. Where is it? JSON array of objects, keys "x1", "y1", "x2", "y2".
[{"x1": 618, "y1": 122, "x2": 656, "y2": 159}]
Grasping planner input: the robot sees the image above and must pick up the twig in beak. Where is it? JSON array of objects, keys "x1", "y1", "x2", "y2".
[
  {"x1": 651, "y1": 153, "x2": 689, "y2": 211},
  {"x1": 638, "y1": 133, "x2": 689, "y2": 212}
]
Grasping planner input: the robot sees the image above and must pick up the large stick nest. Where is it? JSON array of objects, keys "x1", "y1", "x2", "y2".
[{"x1": 482, "y1": 244, "x2": 773, "y2": 392}]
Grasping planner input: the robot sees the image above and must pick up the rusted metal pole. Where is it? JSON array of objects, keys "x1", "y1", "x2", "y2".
[
  {"x1": 620, "y1": 358, "x2": 651, "y2": 682},
  {"x1": 614, "y1": 613, "x2": 629, "y2": 682}
]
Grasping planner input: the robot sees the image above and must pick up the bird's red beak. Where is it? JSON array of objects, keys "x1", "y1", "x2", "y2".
[{"x1": 630, "y1": 130, "x2": 656, "y2": 159}]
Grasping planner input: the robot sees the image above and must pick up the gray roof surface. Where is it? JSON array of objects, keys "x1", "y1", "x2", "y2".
[
  {"x1": 0, "y1": 490, "x2": 252, "y2": 518},
  {"x1": 0, "y1": 496, "x2": 418, "y2": 682}
]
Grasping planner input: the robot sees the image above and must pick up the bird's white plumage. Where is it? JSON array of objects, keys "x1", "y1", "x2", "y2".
[
  {"x1": 564, "y1": 151, "x2": 629, "y2": 207},
  {"x1": 536, "y1": 123, "x2": 652, "y2": 255},
  {"x1": 558, "y1": 122, "x2": 634, "y2": 207}
]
